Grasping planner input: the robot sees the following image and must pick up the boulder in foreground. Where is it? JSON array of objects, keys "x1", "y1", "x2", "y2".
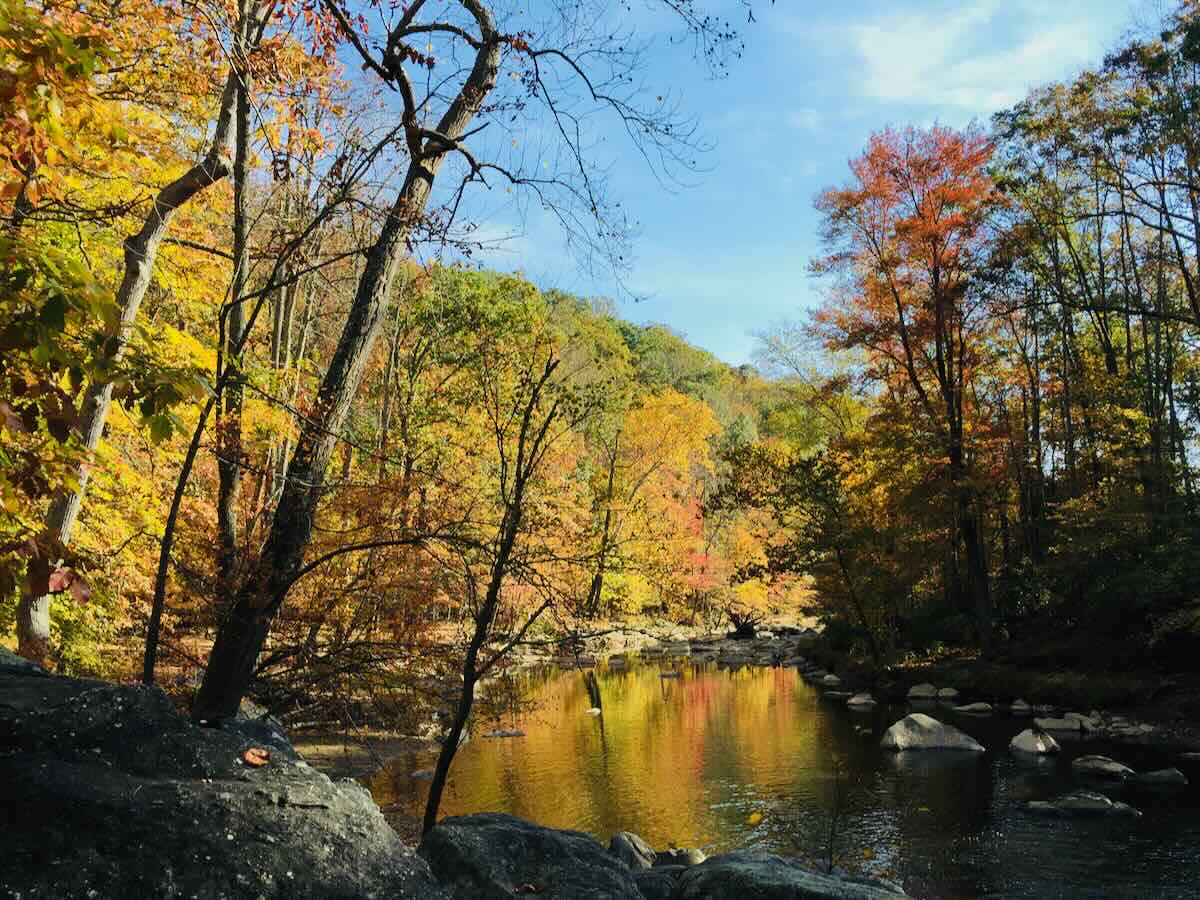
[
  {"x1": 674, "y1": 851, "x2": 912, "y2": 899},
  {"x1": 881, "y1": 713, "x2": 985, "y2": 752},
  {"x1": 420, "y1": 813, "x2": 641, "y2": 900},
  {"x1": 0, "y1": 650, "x2": 442, "y2": 900}
]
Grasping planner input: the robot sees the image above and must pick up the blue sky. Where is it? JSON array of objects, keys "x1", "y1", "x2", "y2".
[{"x1": 461, "y1": 0, "x2": 1146, "y2": 366}]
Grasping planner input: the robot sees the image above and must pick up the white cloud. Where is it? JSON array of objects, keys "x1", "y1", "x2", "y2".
[{"x1": 818, "y1": 0, "x2": 1130, "y2": 119}]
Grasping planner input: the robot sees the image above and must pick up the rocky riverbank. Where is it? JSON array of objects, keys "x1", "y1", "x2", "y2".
[
  {"x1": 588, "y1": 626, "x2": 1200, "y2": 756},
  {"x1": 0, "y1": 648, "x2": 913, "y2": 900}
]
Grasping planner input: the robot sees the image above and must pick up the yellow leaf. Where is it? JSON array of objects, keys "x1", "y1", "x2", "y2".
[{"x1": 746, "y1": 812, "x2": 763, "y2": 826}]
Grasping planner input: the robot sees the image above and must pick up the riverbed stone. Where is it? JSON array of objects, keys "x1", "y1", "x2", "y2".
[
  {"x1": 953, "y1": 702, "x2": 993, "y2": 715},
  {"x1": 821, "y1": 674, "x2": 843, "y2": 687},
  {"x1": 881, "y1": 713, "x2": 985, "y2": 752},
  {"x1": 609, "y1": 830, "x2": 656, "y2": 869},
  {"x1": 1071, "y1": 754, "x2": 1135, "y2": 779},
  {"x1": 1135, "y1": 768, "x2": 1189, "y2": 788},
  {"x1": 1010, "y1": 699, "x2": 1032, "y2": 715},
  {"x1": 936, "y1": 687, "x2": 960, "y2": 702},
  {"x1": 1034, "y1": 716, "x2": 1083, "y2": 732},
  {"x1": 657, "y1": 847, "x2": 707, "y2": 866},
  {"x1": 420, "y1": 813, "x2": 642, "y2": 900},
  {"x1": 907, "y1": 683, "x2": 938, "y2": 700},
  {"x1": 1010, "y1": 728, "x2": 1060, "y2": 755},
  {"x1": 674, "y1": 851, "x2": 912, "y2": 899},
  {"x1": 1026, "y1": 790, "x2": 1141, "y2": 818},
  {"x1": 847, "y1": 693, "x2": 878, "y2": 708}
]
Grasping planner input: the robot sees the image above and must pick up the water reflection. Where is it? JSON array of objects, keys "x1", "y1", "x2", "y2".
[{"x1": 365, "y1": 660, "x2": 1200, "y2": 899}]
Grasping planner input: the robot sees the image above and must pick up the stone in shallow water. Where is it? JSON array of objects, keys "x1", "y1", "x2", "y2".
[
  {"x1": 1010, "y1": 728, "x2": 1059, "y2": 755},
  {"x1": 936, "y1": 687, "x2": 960, "y2": 702},
  {"x1": 1071, "y1": 754, "x2": 1135, "y2": 779},
  {"x1": 907, "y1": 683, "x2": 938, "y2": 700},
  {"x1": 821, "y1": 674, "x2": 842, "y2": 687},
  {"x1": 1026, "y1": 790, "x2": 1141, "y2": 818},
  {"x1": 656, "y1": 847, "x2": 707, "y2": 866},
  {"x1": 953, "y1": 702, "x2": 993, "y2": 715},
  {"x1": 881, "y1": 713, "x2": 985, "y2": 752},
  {"x1": 1135, "y1": 768, "x2": 1189, "y2": 788},
  {"x1": 1010, "y1": 699, "x2": 1032, "y2": 715},
  {"x1": 847, "y1": 693, "x2": 878, "y2": 708},
  {"x1": 1035, "y1": 716, "x2": 1082, "y2": 732}
]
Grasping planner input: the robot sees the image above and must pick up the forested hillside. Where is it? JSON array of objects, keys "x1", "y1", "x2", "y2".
[{"x1": 5, "y1": 0, "x2": 1200, "y2": 743}]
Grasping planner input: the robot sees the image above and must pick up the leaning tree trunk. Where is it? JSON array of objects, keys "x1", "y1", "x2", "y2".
[
  {"x1": 16, "y1": 73, "x2": 239, "y2": 664},
  {"x1": 192, "y1": 29, "x2": 502, "y2": 722},
  {"x1": 216, "y1": 20, "x2": 253, "y2": 593}
]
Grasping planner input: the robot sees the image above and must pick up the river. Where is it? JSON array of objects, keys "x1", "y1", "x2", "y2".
[{"x1": 365, "y1": 658, "x2": 1200, "y2": 899}]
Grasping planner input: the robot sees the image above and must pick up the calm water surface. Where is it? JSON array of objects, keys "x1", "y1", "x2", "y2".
[{"x1": 365, "y1": 660, "x2": 1200, "y2": 899}]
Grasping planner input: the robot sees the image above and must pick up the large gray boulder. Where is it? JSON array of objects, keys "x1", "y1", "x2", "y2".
[
  {"x1": 0, "y1": 665, "x2": 441, "y2": 900},
  {"x1": 419, "y1": 813, "x2": 642, "y2": 900},
  {"x1": 634, "y1": 866, "x2": 685, "y2": 900},
  {"x1": 881, "y1": 713, "x2": 985, "y2": 752},
  {"x1": 674, "y1": 851, "x2": 911, "y2": 899}
]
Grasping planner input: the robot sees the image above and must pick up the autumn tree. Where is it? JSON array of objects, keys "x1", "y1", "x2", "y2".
[
  {"x1": 192, "y1": 0, "x2": 752, "y2": 720},
  {"x1": 813, "y1": 126, "x2": 1002, "y2": 650}
]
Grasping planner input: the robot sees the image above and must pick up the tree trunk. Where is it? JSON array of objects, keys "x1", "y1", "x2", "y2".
[
  {"x1": 17, "y1": 72, "x2": 239, "y2": 663},
  {"x1": 586, "y1": 432, "x2": 619, "y2": 617},
  {"x1": 192, "y1": 30, "x2": 502, "y2": 721},
  {"x1": 216, "y1": 34, "x2": 253, "y2": 592}
]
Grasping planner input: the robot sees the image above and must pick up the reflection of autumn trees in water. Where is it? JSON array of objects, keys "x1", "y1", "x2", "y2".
[{"x1": 372, "y1": 664, "x2": 847, "y2": 852}]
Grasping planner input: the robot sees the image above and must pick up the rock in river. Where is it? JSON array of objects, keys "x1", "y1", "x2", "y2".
[
  {"x1": 953, "y1": 702, "x2": 993, "y2": 715},
  {"x1": 847, "y1": 693, "x2": 878, "y2": 708},
  {"x1": 657, "y1": 847, "x2": 707, "y2": 866},
  {"x1": 1010, "y1": 728, "x2": 1060, "y2": 755},
  {"x1": 936, "y1": 687, "x2": 960, "y2": 702},
  {"x1": 674, "y1": 851, "x2": 912, "y2": 899},
  {"x1": 907, "y1": 683, "x2": 938, "y2": 701},
  {"x1": 1071, "y1": 754, "x2": 1136, "y2": 780},
  {"x1": 1135, "y1": 768, "x2": 1189, "y2": 788},
  {"x1": 1026, "y1": 791, "x2": 1141, "y2": 818},
  {"x1": 421, "y1": 813, "x2": 642, "y2": 900},
  {"x1": 881, "y1": 713, "x2": 985, "y2": 752}
]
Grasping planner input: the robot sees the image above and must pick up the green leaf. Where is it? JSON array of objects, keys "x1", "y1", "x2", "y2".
[{"x1": 39, "y1": 294, "x2": 67, "y2": 331}]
